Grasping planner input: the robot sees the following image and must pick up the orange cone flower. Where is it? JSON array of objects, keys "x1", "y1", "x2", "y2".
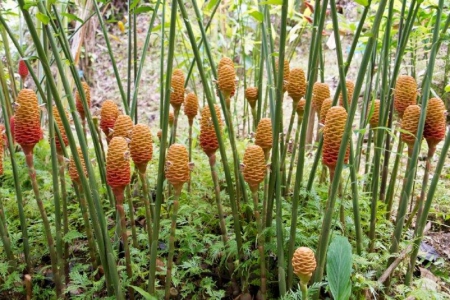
[
  {"x1": 15, "y1": 89, "x2": 41, "y2": 154},
  {"x1": 245, "y1": 87, "x2": 259, "y2": 109},
  {"x1": 113, "y1": 115, "x2": 133, "y2": 139},
  {"x1": 369, "y1": 99, "x2": 380, "y2": 128},
  {"x1": 52, "y1": 106, "x2": 69, "y2": 153},
  {"x1": 276, "y1": 59, "x2": 290, "y2": 93},
  {"x1": 69, "y1": 147, "x2": 88, "y2": 184},
  {"x1": 169, "y1": 111, "x2": 174, "y2": 126},
  {"x1": 100, "y1": 100, "x2": 120, "y2": 143},
  {"x1": 320, "y1": 98, "x2": 333, "y2": 124},
  {"x1": 394, "y1": 75, "x2": 417, "y2": 118},
  {"x1": 165, "y1": 143, "x2": 190, "y2": 192},
  {"x1": 130, "y1": 124, "x2": 153, "y2": 173},
  {"x1": 312, "y1": 82, "x2": 331, "y2": 115},
  {"x1": 292, "y1": 247, "x2": 316, "y2": 282},
  {"x1": 170, "y1": 74, "x2": 185, "y2": 110},
  {"x1": 338, "y1": 80, "x2": 355, "y2": 107},
  {"x1": 218, "y1": 64, "x2": 236, "y2": 102},
  {"x1": 401, "y1": 105, "x2": 422, "y2": 152},
  {"x1": 424, "y1": 98, "x2": 447, "y2": 149},
  {"x1": 242, "y1": 145, "x2": 266, "y2": 192},
  {"x1": 184, "y1": 92, "x2": 199, "y2": 126},
  {"x1": 218, "y1": 57, "x2": 234, "y2": 71},
  {"x1": 255, "y1": 118, "x2": 273, "y2": 156},
  {"x1": 106, "y1": 137, "x2": 131, "y2": 192},
  {"x1": 287, "y1": 68, "x2": 306, "y2": 102},
  {"x1": 200, "y1": 105, "x2": 223, "y2": 157},
  {"x1": 322, "y1": 106, "x2": 350, "y2": 170},
  {"x1": 296, "y1": 99, "x2": 307, "y2": 117},
  {"x1": 75, "y1": 82, "x2": 91, "y2": 120}
]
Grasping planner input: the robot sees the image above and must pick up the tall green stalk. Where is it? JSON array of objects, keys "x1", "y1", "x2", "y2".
[
  {"x1": 287, "y1": 0, "x2": 329, "y2": 289},
  {"x1": 386, "y1": 0, "x2": 442, "y2": 286},
  {"x1": 313, "y1": 0, "x2": 387, "y2": 287},
  {"x1": 0, "y1": 63, "x2": 31, "y2": 274},
  {"x1": 189, "y1": 0, "x2": 249, "y2": 214},
  {"x1": 11, "y1": 3, "x2": 123, "y2": 295},
  {"x1": 180, "y1": 0, "x2": 243, "y2": 260},
  {"x1": 148, "y1": 0, "x2": 178, "y2": 293}
]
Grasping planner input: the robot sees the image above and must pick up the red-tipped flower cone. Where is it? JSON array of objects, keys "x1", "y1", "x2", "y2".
[
  {"x1": 18, "y1": 59, "x2": 29, "y2": 80},
  {"x1": 106, "y1": 137, "x2": 131, "y2": 195},
  {"x1": 15, "y1": 89, "x2": 41, "y2": 154}
]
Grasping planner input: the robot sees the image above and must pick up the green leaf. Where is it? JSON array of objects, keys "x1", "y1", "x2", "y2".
[
  {"x1": 130, "y1": 0, "x2": 141, "y2": 10},
  {"x1": 248, "y1": 11, "x2": 264, "y2": 22},
  {"x1": 130, "y1": 285, "x2": 158, "y2": 300},
  {"x1": 206, "y1": 0, "x2": 220, "y2": 11},
  {"x1": 260, "y1": 0, "x2": 283, "y2": 5},
  {"x1": 354, "y1": 0, "x2": 369, "y2": 6},
  {"x1": 326, "y1": 236, "x2": 352, "y2": 300},
  {"x1": 445, "y1": 84, "x2": 450, "y2": 93},
  {"x1": 36, "y1": 12, "x2": 50, "y2": 25},
  {"x1": 23, "y1": 1, "x2": 38, "y2": 10},
  {"x1": 134, "y1": 6, "x2": 154, "y2": 14},
  {"x1": 61, "y1": 12, "x2": 83, "y2": 23}
]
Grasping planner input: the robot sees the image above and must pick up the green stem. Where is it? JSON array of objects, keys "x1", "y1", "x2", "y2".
[
  {"x1": 288, "y1": 0, "x2": 329, "y2": 289},
  {"x1": 0, "y1": 78, "x2": 31, "y2": 272},
  {"x1": 0, "y1": 197, "x2": 14, "y2": 264},
  {"x1": 385, "y1": 140, "x2": 404, "y2": 220},
  {"x1": 25, "y1": 151, "x2": 62, "y2": 297},
  {"x1": 116, "y1": 189, "x2": 134, "y2": 300},
  {"x1": 11, "y1": 4, "x2": 121, "y2": 295},
  {"x1": 126, "y1": 186, "x2": 139, "y2": 249},
  {"x1": 386, "y1": 0, "x2": 442, "y2": 286},
  {"x1": 187, "y1": 124, "x2": 193, "y2": 192},
  {"x1": 252, "y1": 190, "x2": 266, "y2": 299},
  {"x1": 286, "y1": 120, "x2": 302, "y2": 192},
  {"x1": 138, "y1": 171, "x2": 153, "y2": 248},
  {"x1": 405, "y1": 147, "x2": 435, "y2": 228},
  {"x1": 148, "y1": 0, "x2": 178, "y2": 293},
  {"x1": 75, "y1": 183, "x2": 98, "y2": 272},
  {"x1": 178, "y1": 0, "x2": 243, "y2": 262},
  {"x1": 58, "y1": 154, "x2": 70, "y2": 285},
  {"x1": 406, "y1": 130, "x2": 450, "y2": 285},
  {"x1": 313, "y1": 0, "x2": 387, "y2": 286},
  {"x1": 164, "y1": 190, "x2": 181, "y2": 300}
]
